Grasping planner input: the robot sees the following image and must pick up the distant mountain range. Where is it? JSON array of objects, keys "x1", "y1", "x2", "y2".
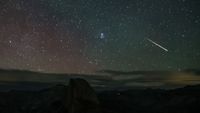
[
  {"x1": 0, "y1": 68, "x2": 200, "y2": 90},
  {"x1": 0, "y1": 68, "x2": 110, "y2": 90},
  {"x1": 97, "y1": 69, "x2": 200, "y2": 75}
]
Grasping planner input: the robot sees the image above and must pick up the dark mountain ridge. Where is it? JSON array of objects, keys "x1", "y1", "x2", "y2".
[{"x1": 0, "y1": 78, "x2": 200, "y2": 113}]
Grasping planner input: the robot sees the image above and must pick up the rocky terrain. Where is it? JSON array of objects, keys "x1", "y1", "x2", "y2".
[
  {"x1": 99, "y1": 85, "x2": 200, "y2": 113},
  {"x1": 0, "y1": 78, "x2": 200, "y2": 113}
]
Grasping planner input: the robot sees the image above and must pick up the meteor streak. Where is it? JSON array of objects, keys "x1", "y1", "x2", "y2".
[{"x1": 147, "y1": 38, "x2": 168, "y2": 52}]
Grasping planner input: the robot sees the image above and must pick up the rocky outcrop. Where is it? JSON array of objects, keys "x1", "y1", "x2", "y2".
[
  {"x1": 0, "y1": 78, "x2": 101, "y2": 113},
  {"x1": 66, "y1": 78, "x2": 101, "y2": 113},
  {"x1": 1, "y1": 78, "x2": 200, "y2": 113}
]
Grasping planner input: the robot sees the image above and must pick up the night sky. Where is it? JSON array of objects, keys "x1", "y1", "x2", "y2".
[{"x1": 0, "y1": 0, "x2": 200, "y2": 74}]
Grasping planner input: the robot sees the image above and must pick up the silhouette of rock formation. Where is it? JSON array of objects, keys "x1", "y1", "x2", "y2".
[
  {"x1": 0, "y1": 78, "x2": 200, "y2": 113},
  {"x1": 66, "y1": 78, "x2": 100, "y2": 113}
]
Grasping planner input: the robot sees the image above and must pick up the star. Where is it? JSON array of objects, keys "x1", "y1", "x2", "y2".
[
  {"x1": 100, "y1": 33, "x2": 105, "y2": 39},
  {"x1": 9, "y1": 40, "x2": 12, "y2": 44}
]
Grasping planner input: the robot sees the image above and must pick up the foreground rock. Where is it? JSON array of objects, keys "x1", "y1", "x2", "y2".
[
  {"x1": 99, "y1": 85, "x2": 200, "y2": 113},
  {"x1": 0, "y1": 78, "x2": 101, "y2": 113},
  {"x1": 0, "y1": 79, "x2": 200, "y2": 113},
  {"x1": 66, "y1": 78, "x2": 100, "y2": 113}
]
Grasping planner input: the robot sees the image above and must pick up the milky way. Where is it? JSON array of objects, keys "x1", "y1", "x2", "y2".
[{"x1": 0, "y1": 0, "x2": 200, "y2": 73}]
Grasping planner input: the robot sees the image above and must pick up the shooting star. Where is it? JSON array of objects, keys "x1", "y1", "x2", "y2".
[{"x1": 147, "y1": 38, "x2": 168, "y2": 52}]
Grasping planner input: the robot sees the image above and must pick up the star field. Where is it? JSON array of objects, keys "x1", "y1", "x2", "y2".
[{"x1": 0, "y1": 0, "x2": 200, "y2": 74}]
